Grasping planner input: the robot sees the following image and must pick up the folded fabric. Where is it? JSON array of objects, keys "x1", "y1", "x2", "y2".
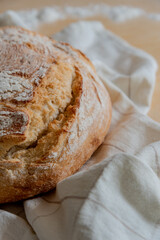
[{"x1": 0, "y1": 20, "x2": 160, "y2": 240}]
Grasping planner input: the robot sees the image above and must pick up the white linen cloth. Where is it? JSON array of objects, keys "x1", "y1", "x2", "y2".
[{"x1": 0, "y1": 18, "x2": 160, "y2": 240}]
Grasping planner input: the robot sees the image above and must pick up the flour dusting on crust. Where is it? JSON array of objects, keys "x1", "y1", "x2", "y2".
[
  {"x1": 0, "y1": 72, "x2": 33, "y2": 102},
  {"x1": 0, "y1": 108, "x2": 28, "y2": 137},
  {"x1": 0, "y1": 27, "x2": 55, "y2": 103}
]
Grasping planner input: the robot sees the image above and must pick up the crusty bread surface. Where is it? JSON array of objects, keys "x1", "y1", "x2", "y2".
[{"x1": 0, "y1": 27, "x2": 112, "y2": 203}]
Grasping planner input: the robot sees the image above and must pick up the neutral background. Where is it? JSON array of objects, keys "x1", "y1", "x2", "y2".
[{"x1": 1, "y1": 0, "x2": 160, "y2": 122}]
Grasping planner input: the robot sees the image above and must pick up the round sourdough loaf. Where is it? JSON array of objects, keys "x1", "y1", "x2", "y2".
[{"x1": 0, "y1": 26, "x2": 111, "y2": 203}]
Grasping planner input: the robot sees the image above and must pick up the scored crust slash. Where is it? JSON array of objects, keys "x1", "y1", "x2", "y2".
[{"x1": 0, "y1": 26, "x2": 112, "y2": 203}]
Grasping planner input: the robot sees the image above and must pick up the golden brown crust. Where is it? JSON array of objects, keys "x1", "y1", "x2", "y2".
[{"x1": 0, "y1": 27, "x2": 112, "y2": 203}]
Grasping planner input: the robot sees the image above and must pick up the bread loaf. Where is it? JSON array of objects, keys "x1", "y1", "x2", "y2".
[{"x1": 0, "y1": 27, "x2": 111, "y2": 203}]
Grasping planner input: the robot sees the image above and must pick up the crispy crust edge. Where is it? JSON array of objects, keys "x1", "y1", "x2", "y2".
[{"x1": 0, "y1": 27, "x2": 112, "y2": 204}]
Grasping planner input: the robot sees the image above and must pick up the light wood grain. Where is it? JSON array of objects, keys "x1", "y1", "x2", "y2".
[
  {"x1": 1, "y1": 0, "x2": 160, "y2": 122},
  {"x1": 1, "y1": 0, "x2": 160, "y2": 13}
]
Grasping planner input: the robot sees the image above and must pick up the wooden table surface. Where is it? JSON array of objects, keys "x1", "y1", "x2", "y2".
[{"x1": 1, "y1": 0, "x2": 160, "y2": 122}]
